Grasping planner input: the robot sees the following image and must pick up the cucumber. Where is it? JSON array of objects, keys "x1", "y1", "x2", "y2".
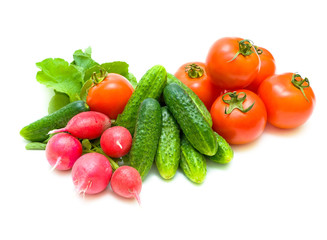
[
  {"x1": 180, "y1": 134, "x2": 207, "y2": 184},
  {"x1": 163, "y1": 83, "x2": 218, "y2": 156},
  {"x1": 206, "y1": 132, "x2": 234, "y2": 164},
  {"x1": 167, "y1": 73, "x2": 212, "y2": 127},
  {"x1": 129, "y1": 98, "x2": 162, "y2": 180},
  {"x1": 116, "y1": 65, "x2": 167, "y2": 135},
  {"x1": 155, "y1": 106, "x2": 180, "y2": 180},
  {"x1": 20, "y1": 100, "x2": 89, "y2": 142}
]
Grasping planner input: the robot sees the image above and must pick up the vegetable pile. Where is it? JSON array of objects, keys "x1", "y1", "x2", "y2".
[{"x1": 20, "y1": 37, "x2": 315, "y2": 203}]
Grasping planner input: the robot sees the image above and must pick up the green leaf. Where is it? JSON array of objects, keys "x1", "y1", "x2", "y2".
[
  {"x1": 25, "y1": 142, "x2": 47, "y2": 150},
  {"x1": 101, "y1": 61, "x2": 129, "y2": 76},
  {"x1": 48, "y1": 91, "x2": 70, "y2": 114},
  {"x1": 36, "y1": 58, "x2": 84, "y2": 102},
  {"x1": 124, "y1": 72, "x2": 138, "y2": 88},
  {"x1": 72, "y1": 47, "x2": 98, "y2": 70},
  {"x1": 80, "y1": 79, "x2": 94, "y2": 102}
]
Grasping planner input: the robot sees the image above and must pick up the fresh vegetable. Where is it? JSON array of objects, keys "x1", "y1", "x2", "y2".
[
  {"x1": 86, "y1": 73, "x2": 134, "y2": 119},
  {"x1": 174, "y1": 62, "x2": 222, "y2": 110},
  {"x1": 116, "y1": 65, "x2": 167, "y2": 135},
  {"x1": 155, "y1": 107, "x2": 180, "y2": 180},
  {"x1": 36, "y1": 58, "x2": 85, "y2": 102},
  {"x1": 49, "y1": 111, "x2": 111, "y2": 140},
  {"x1": 180, "y1": 134, "x2": 207, "y2": 184},
  {"x1": 258, "y1": 73, "x2": 315, "y2": 129},
  {"x1": 48, "y1": 91, "x2": 70, "y2": 114},
  {"x1": 71, "y1": 47, "x2": 98, "y2": 71},
  {"x1": 72, "y1": 152, "x2": 112, "y2": 195},
  {"x1": 20, "y1": 100, "x2": 89, "y2": 142},
  {"x1": 110, "y1": 166, "x2": 142, "y2": 204},
  {"x1": 206, "y1": 37, "x2": 260, "y2": 89},
  {"x1": 246, "y1": 47, "x2": 276, "y2": 92},
  {"x1": 46, "y1": 133, "x2": 83, "y2": 170},
  {"x1": 163, "y1": 83, "x2": 218, "y2": 156},
  {"x1": 167, "y1": 73, "x2": 213, "y2": 127},
  {"x1": 206, "y1": 132, "x2": 234, "y2": 164},
  {"x1": 100, "y1": 126, "x2": 132, "y2": 158},
  {"x1": 36, "y1": 47, "x2": 137, "y2": 112},
  {"x1": 210, "y1": 90, "x2": 267, "y2": 145},
  {"x1": 129, "y1": 98, "x2": 162, "y2": 180}
]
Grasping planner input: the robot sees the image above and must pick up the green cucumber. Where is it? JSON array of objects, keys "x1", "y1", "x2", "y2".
[
  {"x1": 163, "y1": 83, "x2": 218, "y2": 156},
  {"x1": 116, "y1": 65, "x2": 167, "y2": 135},
  {"x1": 180, "y1": 134, "x2": 207, "y2": 184},
  {"x1": 167, "y1": 73, "x2": 212, "y2": 127},
  {"x1": 206, "y1": 132, "x2": 234, "y2": 164},
  {"x1": 20, "y1": 100, "x2": 89, "y2": 142},
  {"x1": 130, "y1": 98, "x2": 162, "y2": 180},
  {"x1": 155, "y1": 106, "x2": 180, "y2": 180}
]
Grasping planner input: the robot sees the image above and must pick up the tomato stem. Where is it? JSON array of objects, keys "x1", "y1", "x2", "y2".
[
  {"x1": 291, "y1": 73, "x2": 310, "y2": 102},
  {"x1": 222, "y1": 91, "x2": 255, "y2": 114},
  {"x1": 91, "y1": 69, "x2": 107, "y2": 85},
  {"x1": 185, "y1": 63, "x2": 204, "y2": 78},
  {"x1": 228, "y1": 39, "x2": 258, "y2": 62}
]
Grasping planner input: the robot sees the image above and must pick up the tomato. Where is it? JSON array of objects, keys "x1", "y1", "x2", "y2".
[
  {"x1": 258, "y1": 73, "x2": 315, "y2": 129},
  {"x1": 174, "y1": 62, "x2": 222, "y2": 109},
  {"x1": 210, "y1": 89, "x2": 267, "y2": 145},
  {"x1": 246, "y1": 47, "x2": 276, "y2": 92},
  {"x1": 86, "y1": 73, "x2": 134, "y2": 119},
  {"x1": 206, "y1": 37, "x2": 260, "y2": 90}
]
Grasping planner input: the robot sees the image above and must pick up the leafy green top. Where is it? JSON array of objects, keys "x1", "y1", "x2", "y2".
[{"x1": 35, "y1": 47, "x2": 138, "y2": 114}]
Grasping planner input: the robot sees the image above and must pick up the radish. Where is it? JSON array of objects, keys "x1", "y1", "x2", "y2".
[
  {"x1": 72, "y1": 152, "x2": 112, "y2": 195},
  {"x1": 110, "y1": 166, "x2": 142, "y2": 204},
  {"x1": 100, "y1": 126, "x2": 132, "y2": 158},
  {"x1": 45, "y1": 133, "x2": 82, "y2": 171},
  {"x1": 49, "y1": 111, "x2": 111, "y2": 140}
]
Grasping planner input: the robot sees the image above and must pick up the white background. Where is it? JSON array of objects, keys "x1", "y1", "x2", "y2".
[{"x1": 1, "y1": 0, "x2": 326, "y2": 239}]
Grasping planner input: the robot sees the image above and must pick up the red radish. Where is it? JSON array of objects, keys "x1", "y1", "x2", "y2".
[
  {"x1": 49, "y1": 111, "x2": 111, "y2": 140},
  {"x1": 110, "y1": 166, "x2": 142, "y2": 204},
  {"x1": 72, "y1": 152, "x2": 112, "y2": 195},
  {"x1": 45, "y1": 133, "x2": 82, "y2": 171},
  {"x1": 100, "y1": 126, "x2": 132, "y2": 158}
]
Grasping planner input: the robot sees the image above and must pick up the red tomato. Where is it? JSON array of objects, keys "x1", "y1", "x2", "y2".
[
  {"x1": 258, "y1": 73, "x2": 315, "y2": 129},
  {"x1": 87, "y1": 73, "x2": 134, "y2": 119},
  {"x1": 206, "y1": 37, "x2": 260, "y2": 90},
  {"x1": 174, "y1": 62, "x2": 222, "y2": 109},
  {"x1": 210, "y1": 89, "x2": 267, "y2": 145},
  {"x1": 246, "y1": 47, "x2": 276, "y2": 92}
]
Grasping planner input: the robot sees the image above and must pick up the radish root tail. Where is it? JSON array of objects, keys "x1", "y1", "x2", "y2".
[
  {"x1": 48, "y1": 128, "x2": 68, "y2": 135},
  {"x1": 133, "y1": 191, "x2": 141, "y2": 205},
  {"x1": 76, "y1": 180, "x2": 93, "y2": 198},
  {"x1": 50, "y1": 157, "x2": 62, "y2": 172}
]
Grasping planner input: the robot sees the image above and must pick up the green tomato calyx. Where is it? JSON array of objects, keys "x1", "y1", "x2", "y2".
[
  {"x1": 291, "y1": 73, "x2": 310, "y2": 102},
  {"x1": 91, "y1": 69, "x2": 107, "y2": 85},
  {"x1": 222, "y1": 91, "x2": 255, "y2": 114},
  {"x1": 185, "y1": 63, "x2": 204, "y2": 79},
  {"x1": 228, "y1": 39, "x2": 259, "y2": 62}
]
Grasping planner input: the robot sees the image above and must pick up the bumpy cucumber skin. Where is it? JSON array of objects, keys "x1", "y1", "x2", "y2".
[
  {"x1": 155, "y1": 106, "x2": 180, "y2": 180},
  {"x1": 130, "y1": 98, "x2": 162, "y2": 180},
  {"x1": 163, "y1": 83, "x2": 218, "y2": 156},
  {"x1": 20, "y1": 101, "x2": 89, "y2": 142},
  {"x1": 207, "y1": 132, "x2": 234, "y2": 164},
  {"x1": 167, "y1": 73, "x2": 212, "y2": 127},
  {"x1": 116, "y1": 65, "x2": 167, "y2": 135},
  {"x1": 180, "y1": 134, "x2": 207, "y2": 184}
]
